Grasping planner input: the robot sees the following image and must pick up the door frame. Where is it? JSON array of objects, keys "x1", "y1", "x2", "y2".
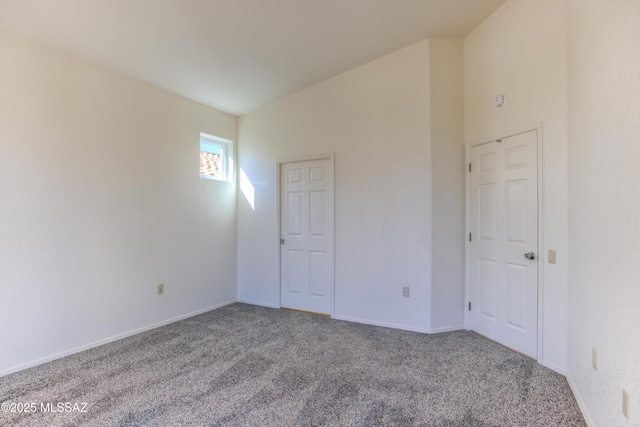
[
  {"x1": 464, "y1": 122, "x2": 544, "y2": 361},
  {"x1": 276, "y1": 153, "x2": 335, "y2": 315}
]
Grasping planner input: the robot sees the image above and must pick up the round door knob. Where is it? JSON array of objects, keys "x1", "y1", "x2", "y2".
[{"x1": 524, "y1": 252, "x2": 536, "y2": 260}]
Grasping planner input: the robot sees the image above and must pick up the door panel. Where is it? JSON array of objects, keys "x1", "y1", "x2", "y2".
[
  {"x1": 479, "y1": 258, "x2": 497, "y2": 319},
  {"x1": 469, "y1": 130, "x2": 538, "y2": 357},
  {"x1": 309, "y1": 191, "x2": 325, "y2": 236},
  {"x1": 506, "y1": 180, "x2": 527, "y2": 243},
  {"x1": 309, "y1": 251, "x2": 326, "y2": 297},
  {"x1": 478, "y1": 183, "x2": 497, "y2": 240},
  {"x1": 280, "y1": 158, "x2": 334, "y2": 314},
  {"x1": 505, "y1": 263, "x2": 527, "y2": 330},
  {"x1": 288, "y1": 192, "x2": 303, "y2": 236},
  {"x1": 288, "y1": 168, "x2": 303, "y2": 183}
]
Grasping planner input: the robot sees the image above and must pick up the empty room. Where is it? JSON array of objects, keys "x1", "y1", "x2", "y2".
[{"x1": 0, "y1": 0, "x2": 638, "y2": 425}]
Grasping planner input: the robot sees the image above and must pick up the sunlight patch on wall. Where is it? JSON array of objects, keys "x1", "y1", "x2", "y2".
[{"x1": 240, "y1": 168, "x2": 255, "y2": 209}]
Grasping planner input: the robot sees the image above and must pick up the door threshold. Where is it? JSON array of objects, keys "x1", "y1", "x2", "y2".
[{"x1": 281, "y1": 307, "x2": 331, "y2": 318}]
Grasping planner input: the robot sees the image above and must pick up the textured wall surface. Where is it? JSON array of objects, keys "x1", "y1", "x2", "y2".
[
  {"x1": 568, "y1": 1, "x2": 640, "y2": 425},
  {"x1": 463, "y1": 0, "x2": 569, "y2": 373},
  {"x1": 429, "y1": 39, "x2": 465, "y2": 332},
  {"x1": 237, "y1": 41, "x2": 435, "y2": 331},
  {"x1": 0, "y1": 30, "x2": 238, "y2": 375}
]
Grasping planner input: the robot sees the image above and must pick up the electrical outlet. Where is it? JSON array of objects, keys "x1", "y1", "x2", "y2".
[
  {"x1": 158, "y1": 284, "x2": 164, "y2": 295},
  {"x1": 592, "y1": 347, "x2": 597, "y2": 371},
  {"x1": 548, "y1": 249, "x2": 557, "y2": 264},
  {"x1": 623, "y1": 389, "x2": 630, "y2": 419},
  {"x1": 402, "y1": 286, "x2": 410, "y2": 298}
]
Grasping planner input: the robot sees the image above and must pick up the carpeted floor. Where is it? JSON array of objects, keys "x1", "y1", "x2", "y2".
[{"x1": 1, "y1": 303, "x2": 585, "y2": 426}]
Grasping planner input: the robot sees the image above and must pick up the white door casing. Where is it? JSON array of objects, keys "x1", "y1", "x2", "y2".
[
  {"x1": 279, "y1": 156, "x2": 334, "y2": 315},
  {"x1": 467, "y1": 129, "x2": 539, "y2": 358}
]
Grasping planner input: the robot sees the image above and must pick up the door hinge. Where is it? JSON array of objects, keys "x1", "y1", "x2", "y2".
[
  {"x1": 280, "y1": 239, "x2": 285, "y2": 245},
  {"x1": 468, "y1": 163, "x2": 472, "y2": 172},
  {"x1": 469, "y1": 232, "x2": 472, "y2": 242},
  {"x1": 468, "y1": 301, "x2": 472, "y2": 311}
]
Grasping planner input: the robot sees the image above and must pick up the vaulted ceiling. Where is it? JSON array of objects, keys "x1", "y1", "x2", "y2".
[{"x1": 0, "y1": 0, "x2": 505, "y2": 115}]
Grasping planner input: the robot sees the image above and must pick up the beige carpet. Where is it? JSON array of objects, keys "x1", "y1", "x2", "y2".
[{"x1": 0, "y1": 303, "x2": 585, "y2": 426}]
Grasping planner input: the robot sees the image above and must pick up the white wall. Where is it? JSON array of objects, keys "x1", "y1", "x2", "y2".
[
  {"x1": 429, "y1": 39, "x2": 465, "y2": 331},
  {"x1": 567, "y1": 1, "x2": 640, "y2": 425},
  {"x1": 0, "y1": 30, "x2": 238, "y2": 375},
  {"x1": 237, "y1": 41, "x2": 435, "y2": 331},
  {"x1": 463, "y1": 0, "x2": 569, "y2": 373}
]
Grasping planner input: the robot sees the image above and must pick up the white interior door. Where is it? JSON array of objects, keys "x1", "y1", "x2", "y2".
[
  {"x1": 469, "y1": 130, "x2": 538, "y2": 357},
  {"x1": 280, "y1": 157, "x2": 334, "y2": 315}
]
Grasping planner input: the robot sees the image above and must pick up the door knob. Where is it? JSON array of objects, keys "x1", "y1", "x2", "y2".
[{"x1": 524, "y1": 252, "x2": 536, "y2": 260}]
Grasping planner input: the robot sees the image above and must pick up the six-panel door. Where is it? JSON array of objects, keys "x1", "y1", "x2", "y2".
[
  {"x1": 280, "y1": 158, "x2": 334, "y2": 315},
  {"x1": 469, "y1": 130, "x2": 538, "y2": 358}
]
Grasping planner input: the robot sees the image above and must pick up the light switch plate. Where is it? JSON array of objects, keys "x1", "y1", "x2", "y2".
[
  {"x1": 548, "y1": 250, "x2": 557, "y2": 264},
  {"x1": 623, "y1": 389, "x2": 630, "y2": 419}
]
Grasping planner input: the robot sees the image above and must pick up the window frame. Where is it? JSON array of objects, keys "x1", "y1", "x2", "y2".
[{"x1": 199, "y1": 133, "x2": 233, "y2": 182}]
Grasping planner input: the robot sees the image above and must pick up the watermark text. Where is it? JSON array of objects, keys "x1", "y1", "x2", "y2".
[{"x1": 1, "y1": 401, "x2": 88, "y2": 413}]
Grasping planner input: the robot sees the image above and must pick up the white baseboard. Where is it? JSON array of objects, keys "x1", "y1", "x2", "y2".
[
  {"x1": 332, "y1": 314, "x2": 431, "y2": 334},
  {"x1": 566, "y1": 373, "x2": 595, "y2": 427},
  {"x1": 0, "y1": 299, "x2": 237, "y2": 378},
  {"x1": 236, "y1": 298, "x2": 280, "y2": 309}
]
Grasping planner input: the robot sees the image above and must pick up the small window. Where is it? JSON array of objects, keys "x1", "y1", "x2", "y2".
[{"x1": 199, "y1": 133, "x2": 233, "y2": 181}]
